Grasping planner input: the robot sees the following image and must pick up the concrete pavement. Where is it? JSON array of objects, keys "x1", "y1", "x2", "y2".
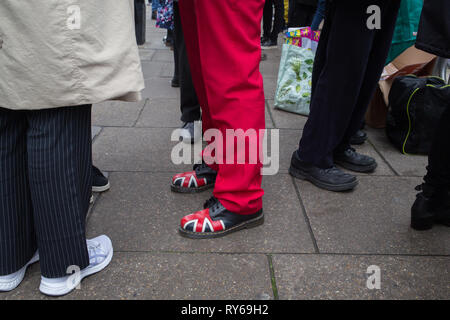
[{"x1": 1, "y1": 11, "x2": 448, "y2": 300}]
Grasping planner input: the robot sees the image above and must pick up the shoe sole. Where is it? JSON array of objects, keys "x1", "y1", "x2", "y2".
[
  {"x1": 39, "y1": 241, "x2": 113, "y2": 297},
  {"x1": 261, "y1": 46, "x2": 278, "y2": 50},
  {"x1": 178, "y1": 212, "x2": 264, "y2": 239},
  {"x1": 0, "y1": 252, "x2": 39, "y2": 292},
  {"x1": 171, "y1": 183, "x2": 215, "y2": 194},
  {"x1": 92, "y1": 182, "x2": 110, "y2": 193},
  {"x1": 289, "y1": 166, "x2": 358, "y2": 192},
  {"x1": 335, "y1": 160, "x2": 378, "y2": 173}
]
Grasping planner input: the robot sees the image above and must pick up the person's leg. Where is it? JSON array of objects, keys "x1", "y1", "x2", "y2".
[
  {"x1": 311, "y1": 0, "x2": 326, "y2": 30},
  {"x1": 263, "y1": 0, "x2": 273, "y2": 40},
  {"x1": 174, "y1": 1, "x2": 201, "y2": 123},
  {"x1": 172, "y1": 26, "x2": 180, "y2": 87},
  {"x1": 26, "y1": 106, "x2": 92, "y2": 278},
  {"x1": 336, "y1": 0, "x2": 400, "y2": 151},
  {"x1": 188, "y1": 0, "x2": 266, "y2": 215},
  {"x1": 179, "y1": 0, "x2": 212, "y2": 136},
  {"x1": 271, "y1": 0, "x2": 285, "y2": 41},
  {"x1": 424, "y1": 106, "x2": 450, "y2": 189},
  {"x1": 171, "y1": 0, "x2": 218, "y2": 194},
  {"x1": 411, "y1": 106, "x2": 450, "y2": 230},
  {"x1": 298, "y1": 0, "x2": 379, "y2": 169},
  {"x1": 0, "y1": 108, "x2": 37, "y2": 278},
  {"x1": 310, "y1": 0, "x2": 332, "y2": 101}
]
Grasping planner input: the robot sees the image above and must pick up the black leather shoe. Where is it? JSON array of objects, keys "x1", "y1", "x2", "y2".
[
  {"x1": 350, "y1": 130, "x2": 368, "y2": 145},
  {"x1": 411, "y1": 184, "x2": 450, "y2": 231},
  {"x1": 289, "y1": 151, "x2": 357, "y2": 192},
  {"x1": 171, "y1": 77, "x2": 180, "y2": 88},
  {"x1": 179, "y1": 197, "x2": 264, "y2": 239},
  {"x1": 171, "y1": 162, "x2": 217, "y2": 193},
  {"x1": 92, "y1": 166, "x2": 110, "y2": 193},
  {"x1": 334, "y1": 147, "x2": 377, "y2": 173}
]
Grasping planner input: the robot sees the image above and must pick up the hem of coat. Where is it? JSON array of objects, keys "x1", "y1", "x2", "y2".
[
  {"x1": 0, "y1": 90, "x2": 144, "y2": 111},
  {"x1": 415, "y1": 42, "x2": 450, "y2": 60}
]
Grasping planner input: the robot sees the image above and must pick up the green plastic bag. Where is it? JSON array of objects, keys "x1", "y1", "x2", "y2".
[{"x1": 274, "y1": 44, "x2": 315, "y2": 116}]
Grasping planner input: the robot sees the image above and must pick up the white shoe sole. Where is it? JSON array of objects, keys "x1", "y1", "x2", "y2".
[
  {"x1": 92, "y1": 182, "x2": 110, "y2": 193},
  {"x1": 39, "y1": 239, "x2": 113, "y2": 297},
  {"x1": 0, "y1": 251, "x2": 39, "y2": 292},
  {"x1": 261, "y1": 46, "x2": 278, "y2": 50}
]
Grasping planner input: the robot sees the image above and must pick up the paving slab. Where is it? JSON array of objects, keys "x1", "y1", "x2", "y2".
[
  {"x1": 136, "y1": 98, "x2": 274, "y2": 129},
  {"x1": 140, "y1": 36, "x2": 169, "y2": 50},
  {"x1": 139, "y1": 49, "x2": 156, "y2": 61},
  {"x1": 260, "y1": 59, "x2": 280, "y2": 79},
  {"x1": 86, "y1": 172, "x2": 315, "y2": 253},
  {"x1": 91, "y1": 126, "x2": 102, "y2": 140},
  {"x1": 267, "y1": 99, "x2": 308, "y2": 130},
  {"x1": 141, "y1": 61, "x2": 173, "y2": 79},
  {"x1": 136, "y1": 98, "x2": 183, "y2": 128},
  {"x1": 295, "y1": 176, "x2": 450, "y2": 255},
  {"x1": 92, "y1": 127, "x2": 181, "y2": 172},
  {"x1": 152, "y1": 49, "x2": 175, "y2": 63},
  {"x1": 273, "y1": 129, "x2": 393, "y2": 176},
  {"x1": 273, "y1": 254, "x2": 450, "y2": 299},
  {"x1": 367, "y1": 127, "x2": 428, "y2": 177},
  {"x1": 142, "y1": 78, "x2": 180, "y2": 99},
  {"x1": 92, "y1": 100, "x2": 147, "y2": 127},
  {"x1": 0, "y1": 253, "x2": 273, "y2": 300}
]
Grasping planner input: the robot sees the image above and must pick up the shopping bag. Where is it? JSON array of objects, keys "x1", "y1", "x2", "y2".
[{"x1": 274, "y1": 27, "x2": 319, "y2": 115}]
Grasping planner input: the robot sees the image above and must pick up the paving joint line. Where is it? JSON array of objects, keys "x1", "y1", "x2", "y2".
[
  {"x1": 291, "y1": 176, "x2": 320, "y2": 253},
  {"x1": 367, "y1": 138, "x2": 400, "y2": 176},
  {"x1": 267, "y1": 255, "x2": 279, "y2": 300}
]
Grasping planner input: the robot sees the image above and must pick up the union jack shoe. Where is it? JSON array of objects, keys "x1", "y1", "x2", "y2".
[
  {"x1": 171, "y1": 163, "x2": 216, "y2": 193},
  {"x1": 179, "y1": 197, "x2": 264, "y2": 239}
]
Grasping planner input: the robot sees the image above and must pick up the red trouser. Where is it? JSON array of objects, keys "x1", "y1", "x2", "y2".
[{"x1": 179, "y1": 0, "x2": 266, "y2": 215}]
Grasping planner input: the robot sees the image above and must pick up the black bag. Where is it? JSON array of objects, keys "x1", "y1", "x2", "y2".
[{"x1": 386, "y1": 75, "x2": 450, "y2": 155}]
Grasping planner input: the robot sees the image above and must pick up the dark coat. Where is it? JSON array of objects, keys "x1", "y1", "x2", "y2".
[{"x1": 415, "y1": 0, "x2": 450, "y2": 58}]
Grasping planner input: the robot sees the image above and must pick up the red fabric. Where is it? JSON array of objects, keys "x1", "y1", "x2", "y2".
[{"x1": 179, "y1": 0, "x2": 265, "y2": 215}]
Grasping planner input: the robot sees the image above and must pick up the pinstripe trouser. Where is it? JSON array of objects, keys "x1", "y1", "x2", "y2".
[{"x1": 0, "y1": 105, "x2": 92, "y2": 278}]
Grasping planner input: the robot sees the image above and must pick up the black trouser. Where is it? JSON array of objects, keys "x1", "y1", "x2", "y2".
[
  {"x1": 288, "y1": 0, "x2": 316, "y2": 28},
  {"x1": 263, "y1": 0, "x2": 285, "y2": 41},
  {"x1": 0, "y1": 106, "x2": 92, "y2": 278},
  {"x1": 298, "y1": 0, "x2": 400, "y2": 168},
  {"x1": 173, "y1": 1, "x2": 201, "y2": 123},
  {"x1": 425, "y1": 106, "x2": 450, "y2": 189}
]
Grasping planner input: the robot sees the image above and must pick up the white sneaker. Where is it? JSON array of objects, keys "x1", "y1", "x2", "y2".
[
  {"x1": 179, "y1": 121, "x2": 202, "y2": 144},
  {"x1": 39, "y1": 235, "x2": 113, "y2": 297},
  {"x1": 0, "y1": 251, "x2": 39, "y2": 292}
]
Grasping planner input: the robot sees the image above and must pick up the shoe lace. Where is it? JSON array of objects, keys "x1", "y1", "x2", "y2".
[
  {"x1": 87, "y1": 240, "x2": 107, "y2": 266},
  {"x1": 203, "y1": 196, "x2": 219, "y2": 209},
  {"x1": 194, "y1": 162, "x2": 208, "y2": 174},
  {"x1": 324, "y1": 166, "x2": 340, "y2": 174}
]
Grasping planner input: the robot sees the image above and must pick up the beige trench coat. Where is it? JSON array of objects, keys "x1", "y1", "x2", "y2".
[{"x1": 0, "y1": 0, "x2": 145, "y2": 110}]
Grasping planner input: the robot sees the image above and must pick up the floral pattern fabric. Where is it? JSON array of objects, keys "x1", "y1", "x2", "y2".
[{"x1": 156, "y1": 0, "x2": 174, "y2": 30}]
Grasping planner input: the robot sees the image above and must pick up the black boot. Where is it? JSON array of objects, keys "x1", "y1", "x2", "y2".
[
  {"x1": 411, "y1": 184, "x2": 450, "y2": 230},
  {"x1": 350, "y1": 130, "x2": 368, "y2": 145},
  {"x1": 334, "y1": 147, "x2": 377, "y2": 173},
  {"x1": 289, "y1": 151, "x2": 357, "y2": 192}
]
